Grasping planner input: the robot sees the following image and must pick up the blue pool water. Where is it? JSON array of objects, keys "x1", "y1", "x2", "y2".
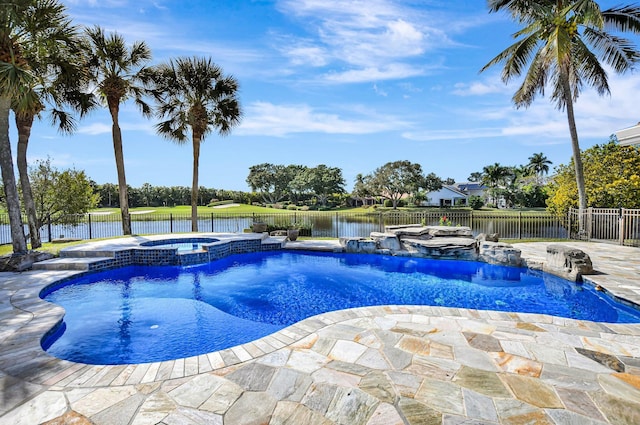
[{"x1": 41, "y1": 251, "x2": 640, "y2": 365}]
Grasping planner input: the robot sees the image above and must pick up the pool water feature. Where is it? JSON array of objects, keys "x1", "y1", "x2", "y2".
[{"x1": 41, "y1": 251, "x2": 640, "y2": 365}]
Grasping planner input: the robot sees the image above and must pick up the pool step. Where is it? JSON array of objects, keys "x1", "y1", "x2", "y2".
[
  {"x1": 32, "y1": 256, "x2": 115, "y2": 271},
  {"x1": 59, "y1": 249, "x2": 116, "y2": 258}
]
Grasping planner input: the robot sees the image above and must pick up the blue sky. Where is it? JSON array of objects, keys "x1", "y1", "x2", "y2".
[{"x1": 15, "y1": 0, "x2": 640, "y2": 192}]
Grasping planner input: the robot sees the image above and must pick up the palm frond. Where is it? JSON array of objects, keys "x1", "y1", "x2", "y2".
[
  {"x1": 603, "y1": 5, "x2": 640, "y2": 33},
  {"x1": 583, "y1": 26, "x2": 640, "y2": 71}
]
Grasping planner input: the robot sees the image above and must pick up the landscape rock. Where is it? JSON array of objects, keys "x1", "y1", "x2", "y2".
[
  {"x1": 543, "y1": 244, "x2": 594, "y2": 281},
  {"x1": 0, "y1": 251, "x2": 55, "y2": 272},
  {"x1": 478, "y1": 241, "x2": 522, "y2": 267},
  {"x1": 370, "y1": 232, "x2": 401, "y2": 251},
  {"x1": 476, "y1": 233, "x2": 500, "y2": 242},
  {"x1": 402, "y1": 237, "x2": 478, "y2": 261},
  {"x1": 339, "y1": 238, "x2": 378, "y2": 254}
]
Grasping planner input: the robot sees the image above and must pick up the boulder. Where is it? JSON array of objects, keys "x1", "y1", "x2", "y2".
[
  {"x1": 426, "y1": 226, "x2": 473, "y2": 238},
  {"x1": 339, "y1": 237, "x2": 378, "y2": 253},
  {"x1": 478, "y1": 241, "x2": 522, "y2": 267},
  {"x1": 476, "y1": 233, "x2": 499, "y2": 242},
  {"x1": 543, "y1": 244, "x2": 594, "y2": 282},
  {"x1": 402, "y1": 237, "x2": 478, "y2": 260},
  {"x1": 370, "y1": 232, "x2": 401, "y2": 251}
]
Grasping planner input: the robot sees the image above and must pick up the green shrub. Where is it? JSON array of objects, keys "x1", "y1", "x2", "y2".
[
  {"x1": 383, "y1": 199, "x2": 393, "y2": 207},
  {"x1": 286, "y1": 204, "x2": 298, "y2": 210},
  {"x1": 469, "y1": 196, "x2": 485, "y2": 210}
]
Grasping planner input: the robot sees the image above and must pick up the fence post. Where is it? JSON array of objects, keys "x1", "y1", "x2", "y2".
[
  {"x1": 88, "y1": 213, "x2": 92, "y2": 239},
  {"x1": 170, "y1": 213, "x2": 173, "y2": 233},
  {"x1": 335, "y1": 212, "x2": 339, "y2": 238},
  {"x1": 518, "y1": 211, "x2": 522, "y2": 240},
  {"x1": 567, "y1": 209, "x2": 572, "y2": 239},
  {"x1": 47, "y1": 214, "x2": 52, "y2": 242},
  {"x1": 619, "y1": 208, "x2": 625, "y2": 246},
  {"x1": 211, "y1": 213, "x2": 214, "y2": 232},
  {"x1": 379, "y1": 212, "x2": 383, "y2": 233},
  {"x1": 470, "y1": 210, "x2": 474, "y2": 232}
]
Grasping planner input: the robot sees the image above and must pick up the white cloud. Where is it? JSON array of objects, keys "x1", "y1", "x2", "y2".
[
  {"x1": 417, "y1": 71, "x2": 640, "y2": 145},
  {"x1": 324, "y1": 64, "x2": 426, "y2": 83},
  {"x1": 78, "y1": 123, "x2": 111, "y2": 136},
  {"x1": 452, "y1": 81, "x2": 509, "y2": 96},
  {"x1": 237, "y1": 101, "x2": 409, "y2": 137},
  {"x1": 276, "y1": 0, "x2": 456, "y2": 83}
]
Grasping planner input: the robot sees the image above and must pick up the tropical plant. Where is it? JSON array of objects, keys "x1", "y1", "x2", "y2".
[
  {"x1": 84, "y1": 25, "x2": 153, "y2": 235},
  {"x1": 482, "y1": 0, "x2": 640, "y2": 228},
  {"x1": 150, "y1": 56, "x2": 241, "y2": 231}
]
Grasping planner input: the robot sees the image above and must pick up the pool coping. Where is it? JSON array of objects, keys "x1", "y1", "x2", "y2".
[{"x1": 2, "y1": 238, "x2": 640, "y2": 424}]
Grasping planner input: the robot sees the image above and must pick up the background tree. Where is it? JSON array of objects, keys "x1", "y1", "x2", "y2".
[
  {"x1": 352, "y1": 173, "x2": 374, "y2": 206},
  {"x1": 246, "y1": 163, "x2": 292, "y2": 204},
  {"x1": 527, "y1": 152, "x2": 552, "y2": 184},
  {"x1": 303, "y1": 165, "x2": 345, "y2": 207},
  {"x1": 368, "y1": 160, "x2": 433, "y2": 209},
  {"x1": 84, "y1": 26, "x2": 153, "y2": 235},
  {"x1": 483, "y1": 0, "x2": 640, "y2": 226},
  {"x1": 481, "y1": 163, "x2": 512, "y2": 206},
  {"x1": 546, "y1": 140, "x2": 640, "y2": 216},
  {"x1": 467, "y1": 171, "x2": 483, "y2": 182},
  {"x1": 151, "y1": 56, "x2": 241, "y2": 231},
  {"x1": 28, "y1": 158, "x2": 99, "y2": 226}
]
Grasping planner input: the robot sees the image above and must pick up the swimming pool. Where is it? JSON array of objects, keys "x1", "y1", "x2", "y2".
[{"x1": 41, "y1": 251, "x2": 640, "y2": 365}]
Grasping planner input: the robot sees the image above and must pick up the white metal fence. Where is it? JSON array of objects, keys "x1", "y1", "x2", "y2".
[{"x1": 568, "y1": 207, "x2": 640, "y2": 247}]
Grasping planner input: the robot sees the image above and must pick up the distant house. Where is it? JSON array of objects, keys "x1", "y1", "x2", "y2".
[
  {"x1": 616, "y1": 123, "x2": 640, "y2": 147},
  {"x1": 423, "y1": 185, "x2": 468, "y2": 207},
  {"x1": 455, "y1": 182, "x2": 488, "y2": 200}
]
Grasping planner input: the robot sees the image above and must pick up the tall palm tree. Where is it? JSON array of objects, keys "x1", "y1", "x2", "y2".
[
  {"x1": 527, "y1": 152, "x2": 552, "y2": 182},
  {"x1": 482, "y1": 0, "x2": 640, "y2": 227},
  {"x1": 13, "y1": 24, "x2": 93, "y2": 249},
  {"x1": 84, "y1": 26, "x2": 152, "y2": 235},
  {"x1": 1, "y1": 0, "x2": 79, "y2": 253},
  {"x1": 150, "y1": 57, "x2": 241, "y2": 231}
]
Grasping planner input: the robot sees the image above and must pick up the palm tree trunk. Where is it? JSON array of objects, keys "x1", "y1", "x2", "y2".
[
  {"x1": 562, "y1": 74, "x2": 587, "y2": 233},
  {"x1": 0, "y1": 97, "x2": 27, "y2": 253},
  {"x1": 108, "y1": 101, "x2": 131, "y2": 235},
  {"x1": 191, "y1": 134, "x2": 201, "y2": 232},
  {"x1": 15, "y1": 112, "x2": 42, "y2": 248}
]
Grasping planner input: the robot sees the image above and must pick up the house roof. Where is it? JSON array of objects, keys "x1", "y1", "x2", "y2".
[
  {"x1": 456, "y1": 182, "x2": 487, "y2": 192},
  {"x1": 438, "y1": 185, "x2": 468, "y2": 197},
  {"x1": 616, "y1": 123, "x2": 640, "y2": 147}
]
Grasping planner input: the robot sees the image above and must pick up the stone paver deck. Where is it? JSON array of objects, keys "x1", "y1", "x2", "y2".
[{"x1": 1, "y1": 239, "x2": 639, "y2": 424}]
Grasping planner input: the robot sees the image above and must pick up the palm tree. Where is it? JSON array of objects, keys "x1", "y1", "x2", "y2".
[
  {"x1": 12, "y1": 23, "x2": 93, "y2": 249},
  {"x1": 150, "y1": 56, "x2": 241, "y2": 231},
  {"x1": 1, "y1": 0, "x2": 79, "y2": 253},
  {"x1": 527, "y1": 152, "x2": 552, "y2": 183},
  {"x1": 482, "y1": 163, "x2": 512, "y2": 206},
  {"x1": 84, "y1": 26, "x2": 152, "y2": 235},
  {"x1": 482, "y1": 0, "x2": 640, "y2": 227}
]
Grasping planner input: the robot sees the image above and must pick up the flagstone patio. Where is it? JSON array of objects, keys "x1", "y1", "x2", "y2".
[{"x1": 1, "y1": 240, "x2": 639, "y2": 425}]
